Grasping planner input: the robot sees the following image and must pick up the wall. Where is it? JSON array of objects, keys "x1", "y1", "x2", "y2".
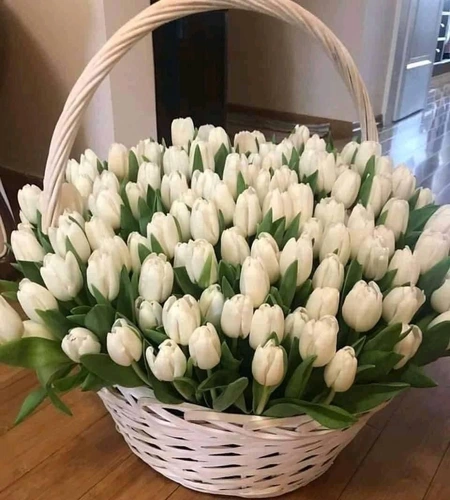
[
  {"x1": 228, "y1": 0, "x2": 399, "y2": 123},
  {"x1": 0, "y1": 0, "x2": 156, "y2": 176}
]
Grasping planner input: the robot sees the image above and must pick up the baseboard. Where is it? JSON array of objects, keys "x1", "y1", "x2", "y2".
[{"x1": 352, "y1": 114, "x2": 384, "y2": 136}]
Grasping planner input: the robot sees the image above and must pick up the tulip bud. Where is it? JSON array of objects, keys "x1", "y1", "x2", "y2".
[
  {"x1": 61, "y1": 328, "x2": 101, "y2": 363},
  {"x1": 240, "y1": 256, "x2": 270, "y2": 307},
  {"x1": 17, "y1": 279, "x2": 58, "y2": 324},
  {"x1": 137, "y1": 161, "x2": 161, "y2": 193},
  {"x1": 251, "y1": 233, "x2": 280, "y2": 284},
  {"x1": 393, "y1": 324, "x2": 422, "y2": 369},
  {"x1": 414, "y1": 229, "x2": 450, "y2": 275},
  {"x1": 301, "y1": 218, "x2": 324, "y2": 258},
  {"x1": 306, "y1": 287, "x2": 340, "y2": 320},
  {"x1": 89, "y1": 189, "x2": 123, "y2": 229},
  {"x1": 199, "y1": 285, "x2": 225, "y2": 327},
  {"x1": 314, "y1": 197, "x2": 345, "y2": 228},
  {"x1": 209, "y1": 126, "x2": 230, "y2": 157},
  {"x1": 324, "y1": 346, "x2": 357, "y2": 392},
  {"x1": 190, "y1": 198, "x2": 220, "y2": 245},
  {"x1": 107, "y1": 319, "x2": 142, "y2": 366},
  {"x1": 340, "y1": 141, "x2": 359, "y2": 165},
  {"x1": 189, "y1": 323, "x2": 222, "y2": 370},
  {"x1": 261, "y1": 150, "x2": 283, "y2": 172},
  {"x1": 0, "y1": 296, "x2": 23, "y2": 344},
  {"x1": 136, "y1": 297, "x2": 163, "y2": 331},
  {"x1": 285, "y1": 307, "x2": 309, "y2": 341},
  {"x1": 388, "y1": 247, "x2": 420, "y2": 287},
  {"x1": 172, "y1": 117, "x2": 195, "y2": 149},
  {"x1": 289, "y1": 124, "x2": 310, "y2": 149},
  {"x1": 299, "y1": 149, "x2": 327, "y2": 179},
  {"x1": 223, "y1": 153, "x2": 248, "y2": 199},
  {"x1": 428, "y1": 310, "x2": 450, "y2": 330},
  {"x1": 375, "y1": 156, "x2": 394, "y2": 176},
  {"x1": 249, "y1": 304, "x2": 285, "y2": 349},
  {"x1": 234, "y1": 131, "x2": 260, "y2": 154},
  {"x1": 163, "y1": 295, "x2": 202, "y2": 345},
  {"x1": 382, "y1": 286, "x2": 425, "y2": 324},
  {"x1": 331, "y1": 169, "x2": 361, "y2": 208},
  {"x1": 320, "y1": 223, "x2": 351, "y2": 265},
  {"x1": 392, "y1": 164, "x2": 416, "y2": 200},
  {"x1": 163, "y1": 146, "x2": 190, "y2": 178},
  {"x1": 146, "y1": 340, "x2": 187, "y2": 381},
  {"x1": 84, "y1": 216, "x2": 115, "y2": 251},
  {"x1": 66, "y1": 153, "x2": 98, "y2": 185},
  {"x1": 430, "y1": 274, "x2": 450, "y2": 313},
  {"x1": 71, "y1": 174, "x2": 93, "y2": 204},
  {"x1": 221, "y1": 294, "x2": 254, "y2": 339},
  {"x1": 48, "y1": 211, "x2": 91, "y2": 263},
  {"x1": 354, "y1": 141, "x2": 381, "y2": 174},
  {"x1": 22, "y1": 320, "x2": 54, "y2": 340},
  {"x1": 11, "y1": 227, "x2": 45, "y2": 262},
  {"x1": 18, "y1": 184, "x2": 42, "y2": 225},
  {"x1": 191, "y1": 170, "x2": 221, "y2": 200},
  {"x1": 41, "y1": 252, "x2": 83, "y2": 302},
  {"x1": 288, "y1": 183, "x2": 314, "y2": 229},
  {"x1": 99, "y1": 235, "x2": 131, "y2": 273},
  {"x1": 174, "y1": 239, "x2": 218, "y2": 288},
  {"x1": 253, "y1": 169, "x2": 270, "y2": 206},
  {"x1": 234, "y1": 187, "x2": 262, "y2": 237},
  {"x1": 139, "y1": 253, "x2": 173, "y2": 303},
  {"x1": 212, "y1": 181, "x2": 236, "y2": 226},
  {"x1": 147, "y1": 213, "x2": 180, "y2": 259},
  {"x1": 347, "y1": 204, "x2": 375, "y2": 258},
  {"x1": 280, "y1": 237, "x2": 313, "y2": 287},
  {"x1": 269, "y1": 166, "x2": 298, "y2": 193},
  {"x1": 372, "y1": 225, "x2": 395, "y2": 258},
  {"x1": 367, "y1": 174, "x2": 392, "y2": 216},
  {"x1": 134, "y1": 139, "x2": 163, "y2": 166},
  {"x1": 424, "y1": 205, "x2": 450, "y2": 238},
  {"x1": 342, "y1": 281, "x2": 382, "y2": 332},
  {"x1": 316, "y1": 153, "x2": 337, "y2": 194},
  {"x1": 86, "y1": 250, "x2": 120, "y2": 302},
  {"x1": 170, "y1": 200, "x2": 191, "y2": 242},
  {"x1": 380, "y1": 198, "x2": 409, "y2": 240},
  {"x1": 189, "y1": 139, "x2": 215, "y2": 174},
  {"x1": 414, "y1": 188, "x2": 434, "y2": 209},
  {"x1": 128, "y1": 232, "x2": 151, "y2": 273},
  {"x1": 161, "y1": 171, "x2": 189, "y2": 209},
  {"x1": 300, "y1": 316, "x2": 338, "y2": 367},
  {"x1": 313, "y1": 253, "x2": 344, "y2": 290},
  {"x1": 220, "y1": 227, "x2": 250, "y2": 266},
  {"x1": 305, "y1": 134, "x2": 326, "y2": 152},
  {"x1": 357, "y1": 234, "x2": 390, "y2": 280},
  {"x1": 197, "y1": 124, "x2": 214, "y2": 141},
  {"x1": 92, "y1": 170, "x2": 120, "y2": 196},
  {"x1": 124, "y1": 182, "x2": 145, "y2": 219},
  {"x1": 252, "y1": 339, "x2": 285, "y2": 387},
  {"x1": 108, "y1": 143, "x2": 129, "y2": 180},
  {"x1": 241, "y1": 161, "x2": 260, "y2": 187}
]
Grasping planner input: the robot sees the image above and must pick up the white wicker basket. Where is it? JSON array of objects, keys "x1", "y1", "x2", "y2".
[{"x1": 41, "y1": 0, "x2": 381, "y2": 497}]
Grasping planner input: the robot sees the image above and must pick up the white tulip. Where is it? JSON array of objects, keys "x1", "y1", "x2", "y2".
[
  {"x1": 314, "y1": 197, "x2": 346, "y2": 228},
  {"x1": 220, "y1": 227, "x2": 251, "y2": 266},
  {"x1": 367, "y1": 174, "x2": 392, "y2": 216},
  {"x1": 388, "y1": 247, "x2": 420, "y2": 287},
  {"x1": 137, "y1": 161, "x2": 161, "y2": 193},
  {"x1": 18, "y1": 184, "x2": 42, "y2": 225},
  {"x1": 174, "y1": 239, "x2": 218, "y2": 288},
  {"x1": 428, "y1": 310, "x2": 450, "y2": 330},
  {"x1": 197, "y1": 124, "x2": 214, "y2": 141},
  {"x1": 253, "y1": 169, "x2": 271, "y2": 206},
  {"x1": 234, "y1": 131, "x2": 259, "y2": 154},
  {"x1": 300, "y1": 316, "x2": 339, "y2": 367},
  {"x1": 209, "y1": 126, "x2": 230, "y2": 157},
  {"x1": 163, "y1": 295, "x2": 201, "y2": 345},
  {"x1": 86, "y1": 250, "x2": 120, "y2": 301},
  {"x1": 331, "y1": 169, "x2": 361, "y2": 208},
  {"x1": 340, "y1": 141, "x2": 359, "y2": 165},
  {"x1": 299, "y1": 149, "x2": 327, "y2": 179},
  {"x1": 342, "y1": 281, "x2": 382, "y2": 332},
  {"x1": 251, "y1": 233, "x2": 280, "y2": 284},
  {"x1": 223, "y1": 153, "x2": 248, "y2": 199},
  {"x1": 357, "y1": 234, "x2": 390, "y2": 280},
  {"x1": 189, "y1": 139, "x2": 215, "y2": 174},
  {"x1": 128, "y1": 232, "x2": 151, "y2": 273},
  {"x1": 301, "y1": 217, "x2": 324, "y2": 258},
  {"x1": 125, "y1": 182, "x2": 145, "y2": 219},
  {"x1": 425, "y1": 205, "x2": 450, "y2": 237},
  {"x1": 189, "y1": 323, "x2": 222, "y2": 370},
  {"x1": 135, "y1": 297, "x2": 163, "y2": 331},
  {"x1": 139, "y1": 253, "x2": 174, "y2": 303},
  {"x1": 240, "y1": 257, "x2": 270, "y2": 307},
  {"x1": 191, "y1": 169, "x2": 221, "y2": 199},
  {"x1": 249, "y1": 304, "x2": 285, "y2": 349},
  {"x1": 190, "y1": 198, "x2": 220, "y2": 245},
  {"x1": 11, "y1": 228, "x2": 45, "y2": 262},
  {"x1": 280, "y1": 237, "x2": 313, "y2": 287},
  {"x1": 170, "y1": 200, "x2": 191, "y2": 241},
  {"x1": 22, "y1": 320, "x2": 54, "y2": 340},
  {"x1": 373, "y1": 225, "x2": 395, "y2": 259},
  {"x1": 134, "y1": 139, "x2": 163, "y2": 166},
  {"x1": 66, "y1": 154, "x2": 98, "y2": 185},
  {"x1": 99, "y1": 235, "x2": 131, "y2": 273},
  {"x1": 234, "y1": 187, "x2": 262, "y2": 237},
  {"x1": 146, "y1": 340, "x2": 187, "y2": 381},
  {"x1": 248, "y1": 152, "x2": 263, "y2": 169},
  {"x1": 263, "y1": 188, "x2": 293, "y2": 225},
  {"x1": 178, "y1": 188, "x2": 197, "y2": 208},
  {"x1": 0, "y1": 296, "x2": 23, "y2": 344},
  {"x1": 261, "y1": 150, "x2": 283, "y2": 171},
  {"x1": 212, "y1": 181, "x2": 236, "y2": 226},
  {"x1": 89, "y1": 189, "x2": 123, "y2": 230},
  {"x1": 92, "y1": 170, "x2": 120, "y2": 196},
  {"x1": 316, "y1": 153, "x2": 337, "y2": 194},
  {"x1": 289, "y1": 124, "x2": 310, "y2": 149},
  {"x1": 414, "y1": 229, "x2": 450, "y2": 274},
  {"x1": 324, "y1": 346, "x2": 358, "y2": 392},
  {"x1": 163, "y1": 146, "x2": 190, "y2": 178},
  {"x1": 41, "y1": 252, "x2": 83, "y2": 301},
  {"x1": 288, "y1": 183, "x2": 314, "y2": 229},
  {"x1": 391, "y1": 164, "x2": 416, "y2": 200},
  {"x1": 375, "y1": 156, "x2": 394, "y2": 176},
  {"x1": 71, "y1": 174, "x2": 93, "y2": 204},
  {"x1": 252, "y1": 339, "x2": 285, "y2": 387},
  {"x1": 382, "y1": 286, "x2": 426, "y2": 324},
  {"x1": 107, "y1": 319, "x2": 142, "y2": 366},
  {"x1": 220, "y1": 294, "x2": 253, "y2": 339},
  {"x1": 61, "y1": 328, "x2": 101, "y2": 363},
  {"x1": 285, "y1": 307, "x2": 309, "y2": 341},
  {"x1": 48, "y1": 211, "x2": 91, "y2": 262},
  {"x1": 393, "y1": 324, "x2": 422, "y2": 369},
  {"x1": 171, "y1": 117, "x2": 195, "y2": 149},
  {"x1": 17, "y1": 279, "x2": 58, "y2": 324},
  {"x1": 147, "y1": 213, "x2": 180, "y2": 259},
  {"x1": 108, "y1": 143, "x2": 129, "y2": 180},
  {"x1": 84, "y1": 216, "x2": 115, "y2": 251},
  {"x1": 313, "y1": 254, "x2": 344, "y2": 290},
  {"x1": 160, "y1": 171, "x2": 189, "y2": 209},
  {"x1": 347, "y1": 204, "x2": 375, "y2": 259},
  {"x1": 431, "y1": 275, "x2": 450, "y2": 313},
  {"x1": 269, "y1": 166, "x2": 298, "y2": 192},
  {"x1": 304, "y1": 134, "x2": 326, "y2": 152},
  {"x1": 414, "y1": 188, "x2": 434, "y2": 209},
  {"x1": 306, "y1": 287, "x2": 340, "y2": 320},
  {"x1": 320, "y1": 223, "x2": 351, "y2": 265},
  {"x1": 354, "y1": 141, "x2": 381, "y2": 174},
  {"x1": 380, "y1": 198, "x2": 409, "y2": 240},
  {"x1": 199, "y1": 285, "x2": 225, "y2": 327},
  {"x1": 275, "y1": 139, "x2": 294, "y2": 164}
]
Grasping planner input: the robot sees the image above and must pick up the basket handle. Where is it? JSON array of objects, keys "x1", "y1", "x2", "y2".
[{"x1": 42, "y1": 0, "x2": 378, "y2": 229}]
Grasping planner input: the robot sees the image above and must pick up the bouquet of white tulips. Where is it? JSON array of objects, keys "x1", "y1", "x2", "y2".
[{"x1": 1, "y1": 117, "x2": 449, "y2": 429}]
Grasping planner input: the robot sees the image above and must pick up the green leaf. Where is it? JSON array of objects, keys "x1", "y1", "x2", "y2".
[
  {"x1": 14, "y1": 387, "x2": 48, "y2": 425},
  {"x1": 272, "y1": 217, "x2": 286, "y2": 248},
  {"x1": 222, "y1": 277, "x2": 235, "y2": 299},
  {"x1": 376, "y1": 210, "x2": 388, "y2": 226},
  {"x1": 341, "y1": 260, "x2": 363, "y2": 307},
  {"x1": 282, "y1": 213, "x2": 300, "y2": 247},
  {"x1": 356, "y1": 364, "x2": 376, "y2": 375},
  {"x1": 151, "y1": 377, "x2": 184, "y2": 404},
  {"x1": 413, "y1": 321, "x2": 450, "y2": 366},
  {"x1": 80, "y1": 354, "x2": 143, "y2": 387},
  {"x1": 377, "y1": 269, "x2": 397, "y2": 292},
  {"x1": 120, "y1": 205, "x2": 139, "y2": 240},
  {"x1": 305, "y1": 170, "x2": 318, "y2": 193},
  {"x1": 81, "y1": 372, "x2": 107, "y2": 392},
  {"x1": 146, "y1": 185, "x2": 156, "y2": 208},
  {"x1": 220, "y1": 341, "x2": 241, "y2": 371},
  {"x1": 17, "y1": 261, "x2": 44, "y2": 286},
  {"x1": 408, "y1": 190, "x2": 421, "y2": 210},
  {"x1": 218, "y1": 261, "x2": 236, "y2": 285},
  {"x1": 361, "y1": 155, "x2": 375, "y2": 182},
  {"x1": 326, "y1": 131, "x2": 334, "y2": 153},
  {"x1": 174, "y1": 267, "x2": 203, "y2": 299},
  {"x1": 417, "y1": 257, "x2": 450, "y2": 299},
  {"x1": 173, "y1": 377, "x2": 198, "y2": 402},
  {"x1": 36, "y1": 310, "x2": 73, "y2": 340},
  {"x1": 0, "y1": 338, "x2": 70, "y2": 368},
  {"x1": 197, "y1": 370, "x2": 239, "y2": 392},
  {"x1": 333, "y1": 382, "x2": 410, "y2": 414},
  {"x1": 257, "y1": 209, "x2": 273, "y2": 236},
  {"x1": 116, "y1": 267, "x2": 135, "y2": 322},
  {"x1": 138, "y1": 243, "x2": 151, "y2": 265},
  {"x1": 358, "y1": 173, "x2": 374, "y2": 207},
  {"x1": 138, "y1": 198, "x2": 153, "y2": 234},
  {"x1": 128, "y1": 150, "x2": 139, "y2": 182},
  {"x1": 47, "y1": 387, "x2": 72, "y2": 416},
  {"x1": 197, "y1": 252, "x2": 213, "y2": 289},
  {"x1": 284, "y1": 337, "x2": 301, "y2": 384},
  {"x1": 363, "y1": 323, "x2": 403, "y2": 352},
  {"x1": 214, "y1": 144, "x2": 229, "y2": 178},
  {"x1": 357, "y1": 350, "x2": 404, "y2": 382},
  {"x1": 352, "y1": 336, "x2": 366, "y2": 356},
  {"x1": 267, "y1": 287, "x2": 289, "y2": 314},
  {"x1": 279, "y1": 260, "x2": 298, "y2": 309},
  {"x1": 237, "y1": 171, "x2": 247, "y2": 197},
  {"x1": 96, "y1": 159, "x2": 105, "y2": 175},
  {"x1": 292, "y1": 279, "x2": 313, "y2": 309},
  {"x1": 142, "y1": 328, "x2": 168, "y2": 346},
  {"x1": 53, "y1": 369, "x2": 87, "y2": 392},
  {"x1": 85, "y1": 304, "x2": 115, "y2": 344},
  {"x1": 37, "y1": 363, "x2": 73, "y2": 387},
  {"x1": 192, "y1": 144, "x2": 204, "y2": 174},
  {"x1": 0, "y1": 280, "x2": 19, "y2": 293},
  {"x1": 67, "y1": 314, "x2": 86, "y2": 328},
  {"x1": 2, "y1": 291, "x2": 17, "y2": 301},
  {"x1": 284, "y1": 355, "x2": 316, "y2": 399},
  {"x1": 71, "y1": 306, "x2": 91, "y2": 315},
  {"x1": 398, "y1": 363, "x2": 437, "y2": 388},
  {"x1": 404, "y1": 230, "x2": 422, "y2": 249},
  {"x1": 213, "y1": 377, "x2": 248, "y2": 412},
  {"x1": 288, "y1": 147, "x2": 300, "y2": 175},
  {"x1": 407, "y1": 204, "x2": 440, "y2": 233}
]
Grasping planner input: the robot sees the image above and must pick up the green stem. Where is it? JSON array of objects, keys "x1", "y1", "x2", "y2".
[
  {"x1": 323, "y1": 389, "x2": 336, "y2": 405},
  {"x1": 256, "y1": 386, "x2": 271, "y2": 415},
  {"x1": 231, "y1": 338, "x2": 238, "y2": 357},
  {"x1": 207, "y1": 369, "x2": 217, "y2": 400},
  {"x1": 73, "y1": 295, "x2": 84, "y2": 306},
  {"x1": 131, "y1": 361, "x2": 151, "y2": 387}
]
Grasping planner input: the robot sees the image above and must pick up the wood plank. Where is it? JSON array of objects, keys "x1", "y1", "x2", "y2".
[
  {"x1": 0, "y1": 414, "x2": 129, "y2": 500},
  {"x1": 365, "y1": 393, "x2": 406, "y2": 431},
  {"x1": 0, "y1": 366, "x2": 27, "y2": 388},
  {"x1": 425, "y1": 359, "x2": 450, "y2": 388},
  {"x1": 340, "y1": 387, "x2": 450, "y2": 500},
  {"x1": 424, "y1": 443, "x2": 450, "y2": 500}
]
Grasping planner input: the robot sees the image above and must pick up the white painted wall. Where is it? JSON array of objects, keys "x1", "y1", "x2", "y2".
[{"x1": 228, "y1": 0, "x2": 399, "y2": 123}]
